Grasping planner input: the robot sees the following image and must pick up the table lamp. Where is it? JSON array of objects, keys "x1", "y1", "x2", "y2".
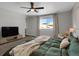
[{"x1": 69, "y1": 28, "x2": 75, "y2": 36}]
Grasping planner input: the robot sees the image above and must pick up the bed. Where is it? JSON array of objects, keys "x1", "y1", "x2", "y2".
[{"x1": 3, "y1": 37, "x2": 63, "y2": 56}]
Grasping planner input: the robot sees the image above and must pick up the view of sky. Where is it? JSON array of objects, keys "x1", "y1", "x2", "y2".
[
  {"x1": 40, "y1": 17, "x2": 53, "y2": 25},
  {"x1": 40, "y1": 17, "x2": 53, "y2": 29}
]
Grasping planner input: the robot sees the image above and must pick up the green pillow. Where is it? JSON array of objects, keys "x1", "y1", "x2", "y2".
[
  {"x1": 51, "y1": 43, "x2": 60, "y2": 48},
  {"x1": 61, "y1": 49, "x2": 68, "y2": 56},
  {"x1": 52, "y1": 39, "x2": 61, "y2": 43},
  {"x1": 45, "y1": 47, "x2": 61, "y2": 56},
  {"x1": 44, "y1": 41, "x2": 52, "y2": 46},
  {"x1": 31, "y1": 49, "x2": 47, "y2": 56},
  {"x1": 68, "y1": 38, "x2": 79, "y2": 56},
  {"x1": 68, "y1": 36, "x2": 76, "y2": 42},
  {"x1": 31, "y1": 45, "x2": 49, "y2": 56},
  {"x1": 40, "y1": 45, "x2": 49, "y2": 50}
]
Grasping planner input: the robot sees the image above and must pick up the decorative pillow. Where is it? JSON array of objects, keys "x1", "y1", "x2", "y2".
[
  {"x1": 60, "y1": 38, "x2": 69, "y2": 49},
  {"x1": 63, "y1": 32, "x2": 69, "y2": 38},
  {"x1": 58, "y1": 34, "x2": 64, "y2": 39},
  {"x1": 58, "y1": 32, "x2": 69, "y2": 39},
  {"x1": 45, "y1": 47, "x2": 61, "y2": 56}
]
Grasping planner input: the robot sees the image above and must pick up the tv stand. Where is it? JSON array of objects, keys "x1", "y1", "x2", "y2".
[{"x1": 0, "y1": 35, "x2": 24, "y2": 45}]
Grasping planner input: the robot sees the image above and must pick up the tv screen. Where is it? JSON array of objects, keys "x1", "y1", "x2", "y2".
[{"x1": 2, "y1": 27, "x2": 19, "y2": 37}]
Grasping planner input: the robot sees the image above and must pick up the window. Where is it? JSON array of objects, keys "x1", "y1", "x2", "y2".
[{"x1": 40, "y1": 17, "x2": 53, "y2": 29}]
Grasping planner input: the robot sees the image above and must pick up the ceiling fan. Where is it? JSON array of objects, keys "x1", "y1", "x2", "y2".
[{"x1": 21, "y1": 2, "x2": 44, "y2": 13}]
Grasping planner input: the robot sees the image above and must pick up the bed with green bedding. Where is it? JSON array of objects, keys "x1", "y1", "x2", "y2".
[
  {"x1": 30, "y1": 38, "x2": 62, "y2": 56},
  {"x1": 30, "y1": 36, "x2": 79, "y2": 56},
  {"x1": 4, "y1": 36, "x2": 79, "y2": 56},
  {"x1": 4, "y1": 38, "x2": 62, "y2": 56}
]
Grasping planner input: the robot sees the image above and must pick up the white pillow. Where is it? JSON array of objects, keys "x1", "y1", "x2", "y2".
[
  {"x1": 58, "y1": 34, "x2": 64, "y2": 39},
  {"x1": 60, "y1": 38, "x2": 69, "y2": 49}
]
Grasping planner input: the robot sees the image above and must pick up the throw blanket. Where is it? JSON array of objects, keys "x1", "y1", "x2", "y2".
[
  {"x1": 9, "y1": 35, "x2": 50, "y2": 56},
  {"x1": 9, "y1": 43, "x2": 40, "y2": 56}
]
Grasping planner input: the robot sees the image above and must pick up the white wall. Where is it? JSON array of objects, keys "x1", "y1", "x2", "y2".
[
  {"x1": 26, "y1": 16, "x2": 39, "y2": 36},
  {"x1": 0, "y1": 8, "x2": 26, "y2": 37},
  {"x1": 58, "y1": 11, "x2": 72, "y2": 34},
  {"x1": 26, "y1": 12, "x2": 72, "y2": 37},
  {"x1": 72, "y1": 3, "x2": 79, "y2": 35}
]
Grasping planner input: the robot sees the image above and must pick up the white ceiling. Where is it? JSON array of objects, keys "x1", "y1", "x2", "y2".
[{"x1": 0, "y1": 2, "x2": 75, "y2": 15}]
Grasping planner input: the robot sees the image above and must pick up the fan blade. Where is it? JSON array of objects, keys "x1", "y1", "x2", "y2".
[
  {"x1": 34, "y1": 9, "x2": 38, "y2": 13},
  {"x1": 21, "y1": 7, "x2": 31, "y2": 9},
  {"x1": 30, "y1": 2, "x2": 34, "y2": 8},
  {"x1": 27, "y1": 9, "x2": 31, "y2": 12},
  {"x1": 35, "y1": 7, "x2": 44, "y2": 9}
]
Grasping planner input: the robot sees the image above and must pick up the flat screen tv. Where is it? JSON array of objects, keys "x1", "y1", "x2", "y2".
[{"x1": 2, "y1": 27, "x2": 19, "y2": 37}]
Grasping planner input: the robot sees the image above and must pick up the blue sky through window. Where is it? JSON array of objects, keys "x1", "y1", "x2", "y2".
[
  {"x1": 40, "y1": 17, "x2": 53, "y2": 25},
  {"x1": 40, "y1": 17, "x2": 53, "y2": 29}
]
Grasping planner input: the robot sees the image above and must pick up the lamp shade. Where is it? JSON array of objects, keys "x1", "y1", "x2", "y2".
[{"x1": 69, "y1": 28, "x2": 75, "y2": 32}]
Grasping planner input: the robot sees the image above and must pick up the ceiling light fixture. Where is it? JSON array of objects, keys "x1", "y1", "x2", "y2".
[
  {"x1": 31, "y1": 9, "x2": 34, "y2": 11},
  {"x1": 21, "y1": 2, "x2": 44, "y2": 13}
]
